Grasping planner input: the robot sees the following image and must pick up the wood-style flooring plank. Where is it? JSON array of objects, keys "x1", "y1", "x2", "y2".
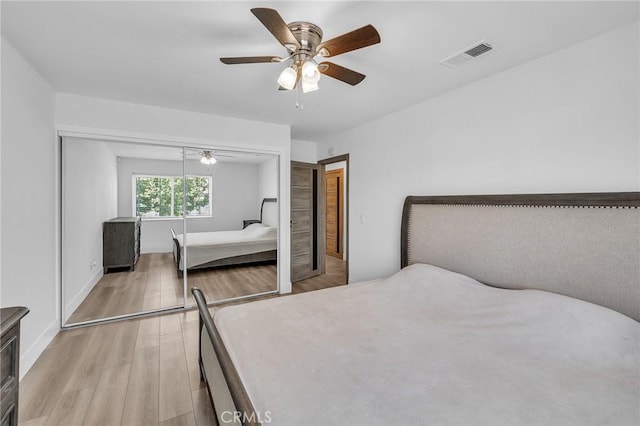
[
  {"x1": 178, "y1": 309, "x2": 199, "y2": 324},
  {"x1": 141, "y1": 266, "x2": 162, "y2": 311},
  {"x1": 191, "y1": 388, "x2": 217, "y2": 426},
  {"x1": 19, "y1": 332, "x2": 93, "y2": 421},
  {"x1": 158, "y1": 332, "x2": 193, "y2": 422},
  {"x1": 63, "y1": 323, "x2": 119, "y2": 393},
  {"x1": 20, "y1": 416, "x2": 48, "y2": 426},
  {"x1": 83, "y1": 364, "x2": 131, "y2": 426},
  {"x1": 103, "y1": 320, "x2": 139, "y2": 368},
  {"x1": 45, "y1": 326, "x2": 92, "y2": 349},
  {"x1": 160, "y1": 312, "x2": 182, "y2": 335},
  {"x1": 180, "y1": 318, "x2": 205, "y2": 391},
  {"x1": 44, "y1": 387, "x2": 94, "y2": 426},
  {"x1": 121, "y1": 346, "x2": 159, "y2": 426},
  {"x1": 135, "y1": 316, "x2": 160, "y2": 350},
  {"x1": 158, "y1": 411, "x2": 196, "y2": 426}
]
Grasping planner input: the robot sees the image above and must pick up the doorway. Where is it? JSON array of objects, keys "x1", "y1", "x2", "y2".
[
  {"x1": 290, "y1": 155, "x2": 349, "y2": 289},
  {"x1": 324, "y1": 167, "x2": 344, "y2": 259}
]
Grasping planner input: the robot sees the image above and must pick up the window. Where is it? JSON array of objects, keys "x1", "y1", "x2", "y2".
[{"x1": 133, "y1": 175, "x2": 212, "y2": 218}]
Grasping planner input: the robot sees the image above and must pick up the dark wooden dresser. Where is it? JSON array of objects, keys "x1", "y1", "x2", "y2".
[
  {"x1": 1, "y1": 306, "x2": 29, "y2": 426},
  {"x1": 103, "y1": 217, "x2": 141, "y2": 273}
]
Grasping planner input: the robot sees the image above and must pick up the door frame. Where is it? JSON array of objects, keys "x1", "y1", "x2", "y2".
[{"x1": 318, "y1": 154, "x2": 349, "y2": 283}]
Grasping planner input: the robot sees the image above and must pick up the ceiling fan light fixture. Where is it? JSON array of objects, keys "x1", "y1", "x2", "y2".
[
  {"x1": 302, "y1": 80, "x2": 319, "y2": 93},
  {"x1": 301, "y1": 60, "x2": 321, "y2": 84},
  {"x1": 200, "y1": 151, "x2": 217, "y2": 165},
  {"x1": 277, "y1": 66, "x2": 298, "y2": 90}
]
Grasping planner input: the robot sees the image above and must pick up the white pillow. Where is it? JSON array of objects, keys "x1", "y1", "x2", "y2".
[
  {"x1": 243, "y1": 223, "x2": 266, "y2": 232},
  {"x1": 244, "y1": 223, "x2": 277, "y2": 238}
]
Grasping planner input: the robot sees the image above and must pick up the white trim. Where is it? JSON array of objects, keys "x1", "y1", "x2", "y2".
[
  {"x1": 56, "y1": 126, "x2": 283, "y2": 156},
  {"x1": 64, "y1": 269, "x2": 103, "y2": 324},
  {"x1": 55, "y1": 133, "x2": 63, "y2": 327},
  {"x1": 20, "y1": 319, "x2": 59, "y2": 380}
]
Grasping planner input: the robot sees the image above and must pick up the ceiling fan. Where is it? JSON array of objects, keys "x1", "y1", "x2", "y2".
[
  {"x1": 196, "y1": 150, "x2": 236, "y2": 165},
  {"x1": 220, "y1": 8, "x2": 381, "y2": 93},
  {"x1": 194, "y1": 150, "x2": 270, "y2": 165}
]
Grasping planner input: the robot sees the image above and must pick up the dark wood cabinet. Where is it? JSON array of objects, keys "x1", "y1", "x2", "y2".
[
  {"x1": 103, "y1": 217, "x2": 141, "y2": 273},
  {"x1": 0, "y1": 307, "x2": 29, "y2": 426}
]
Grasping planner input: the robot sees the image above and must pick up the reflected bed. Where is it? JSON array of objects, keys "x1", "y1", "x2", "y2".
[{"x1": 172, "y1": 198, "x2": 277, "y2": 273}]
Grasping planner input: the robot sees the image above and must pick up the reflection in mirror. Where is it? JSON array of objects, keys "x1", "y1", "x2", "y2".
[
  {"x1": 181, "y1": 148, "x2": 278, "y2": 306},
  {"x1": 62, "y1": 138, "x2": 185, "y2": 325}
]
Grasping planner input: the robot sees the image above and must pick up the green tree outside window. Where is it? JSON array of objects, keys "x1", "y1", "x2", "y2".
[{"x1": 134, "y1": 175, "x2": 211, "y2": 218}]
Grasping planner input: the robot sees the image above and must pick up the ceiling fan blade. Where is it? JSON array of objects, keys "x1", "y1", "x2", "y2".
[
  {"x1": 318, "y1": 62, "x2": 366, "y2": 86},
  {"x1": 220, "y1": 56, "x2": 282, "y2": 65},
  {"x1": 317, "y1": 24, "x2": 380, "y2": 58},
  {"x1": 251, "y1": 8, "x2": 300, "y2": 50}
]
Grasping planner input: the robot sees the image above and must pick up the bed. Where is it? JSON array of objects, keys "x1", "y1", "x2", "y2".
[
  {"x1": 192, "y1": 192, "x2": 640, "y2": 425},
  {"x1": 172, "y1": 198, "x2": 277, "y2": 273}
]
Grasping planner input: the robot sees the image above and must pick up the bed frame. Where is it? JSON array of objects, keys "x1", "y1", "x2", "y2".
[
  {"x1": 172, "y1": 198, "x2": 277, "y2": 276},
  {"x1": 193, "y1": 191, "x2": 640, "y2": 425}
]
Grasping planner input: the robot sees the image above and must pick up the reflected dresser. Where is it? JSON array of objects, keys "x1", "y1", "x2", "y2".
[{"x1": 103, "y1": 217, "x2": 141, "y2": 273}]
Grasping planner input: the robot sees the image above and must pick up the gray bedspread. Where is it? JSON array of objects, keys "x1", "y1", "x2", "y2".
[{"x1": 214, "y1": 264, "x2": 639, "y2": 425}]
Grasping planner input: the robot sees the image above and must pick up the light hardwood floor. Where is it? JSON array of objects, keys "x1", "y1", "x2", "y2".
[
  {"x1": 20, "y1": 256, "x2": 346, "y2": 425},
  {"x1": 68, "y1": 253, "x2": 346, "y2": 325},
  {"x1": 67, "y1": 254, "x2": 278, "y2": 324},
  {"x1": 67, "y1": 254, "x2": 185, "y2": 324}
]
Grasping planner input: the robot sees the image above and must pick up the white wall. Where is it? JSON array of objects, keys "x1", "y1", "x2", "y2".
[
  {"x1": 291, "y1": 139, "x2": 317, "y2": 163},
  {"x1": 55, "y1": 94, "x2": 293, "y2": 293},
  {"x1": 117, "y1": 157, "x2": 260, "y2": 252},
  {"x1": 62, "y1": 138, "x2": 117, "y2": 321},
  {"x1": 258, "y1": 157, "x2": 278, "y2": 201},
  {"x1": 1, "y1": 37, "x2": 58, "y2": 376},
  {"x1": 316, "y1": 21, "x2": 640, "y2": 283}
]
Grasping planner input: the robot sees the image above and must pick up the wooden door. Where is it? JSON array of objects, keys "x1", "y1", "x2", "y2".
[
  {"x1": 325, "y1": 169, "x2": 344, "y2": 259},
  {"x1": 291, "y1": 162, "x2": 324, "y2": 282}
]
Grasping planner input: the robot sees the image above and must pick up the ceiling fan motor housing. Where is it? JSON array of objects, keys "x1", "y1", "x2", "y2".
[{"x1": 287, "y1": 21, "x2": 323, "y2": 65}]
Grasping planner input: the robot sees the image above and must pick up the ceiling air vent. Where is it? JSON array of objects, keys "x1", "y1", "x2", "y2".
[{"x1": 440, "y1": 41, "x2": 493, "y2": 68}]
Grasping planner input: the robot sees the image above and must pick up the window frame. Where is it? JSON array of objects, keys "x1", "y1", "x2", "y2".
[{"x1": 131, "y1": 173, "x2": 213, "y2": 220}]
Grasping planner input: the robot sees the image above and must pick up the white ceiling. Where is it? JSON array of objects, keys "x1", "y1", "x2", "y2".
[{"x1": 3, "y1": 1, "x2": 638, "y2": 140}]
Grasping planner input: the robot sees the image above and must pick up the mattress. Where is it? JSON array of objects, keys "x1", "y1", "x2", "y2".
[
  {"x1": 213, "y1": 263, "x2": 639, "y2": 425},
  {"x1": 175, "y1": 223, "x2": 277, "y2": 270}
]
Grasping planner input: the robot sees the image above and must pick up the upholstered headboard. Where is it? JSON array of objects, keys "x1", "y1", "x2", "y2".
[
  {"x1": 401, "y1": 193, "x2": 640, "y2": 321},
  {"x1": 260, "y1": 198, "x2": 278, "y2": 227}
]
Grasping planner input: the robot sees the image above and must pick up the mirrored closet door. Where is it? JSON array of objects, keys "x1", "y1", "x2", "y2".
[
  {"x1": 61, "y1": 139, "x2": 186, "y2": 325},
  {"x1": 61, "y1": 137, "x2": 279, "y2": 327},
  {"x1": 182, "y1": 148, "x2": 279, "y2": 306}
]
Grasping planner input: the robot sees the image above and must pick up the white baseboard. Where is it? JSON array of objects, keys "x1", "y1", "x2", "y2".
[
  {"x1": 64, "y1": 269, "x2": 103, "y2": 323},
  {"x1": 20, "y1": 319, "x2": 59, "y2": 380}
]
